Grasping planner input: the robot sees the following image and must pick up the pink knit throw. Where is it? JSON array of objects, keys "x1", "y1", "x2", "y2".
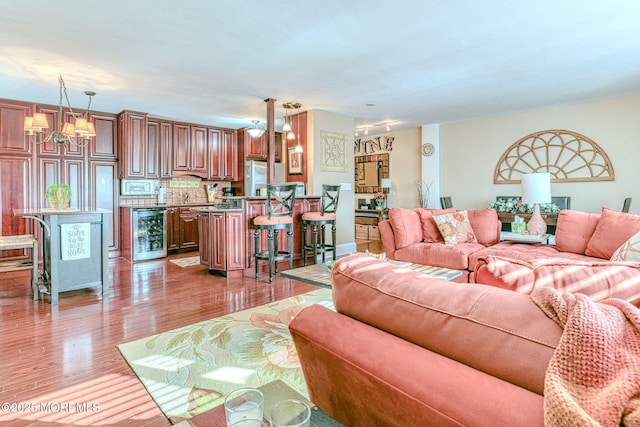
[{"x1": 530, "y1": 287, "x2": 640, "y2": 426}]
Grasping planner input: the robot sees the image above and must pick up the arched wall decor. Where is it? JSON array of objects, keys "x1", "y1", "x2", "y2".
[{"x1": 493, "y1": 129, "x2": 615, "y2": 184}]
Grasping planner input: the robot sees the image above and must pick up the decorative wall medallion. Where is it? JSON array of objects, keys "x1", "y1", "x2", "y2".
[
  {"x1": 321, "y1": 131, "x2": 349, "y2": 172},
  {"x1": 493, "y1": 129, "x2": 614, "y2": 184},
  {"x1": 422, "y1": 143, "x2": 434, "y2": 157}
]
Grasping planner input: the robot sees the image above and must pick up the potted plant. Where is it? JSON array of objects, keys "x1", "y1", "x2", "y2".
[
  {"x1": 374, "y1": 191, "x2": 386, "y2": 210},
  {"x1": 46, "y1": 184, "x2": 72, "y2": 210}
]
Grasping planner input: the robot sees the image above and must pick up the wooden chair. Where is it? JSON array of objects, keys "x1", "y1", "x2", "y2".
[
  {"x1": 0, "y1": 234, "x2": 39, "y2": 300},
  {"x1": 251, "y1": 184, "x2": 298, "y2": 283},
  {"x1": 301, "y1": 184, "x2": 341, "y2": 265},
  {"x1": 623, "y1": 197, "x2": 632, "y2": 213},
  {"x1": 440, "y1": 196, "x2": 453, "y2": 209}
]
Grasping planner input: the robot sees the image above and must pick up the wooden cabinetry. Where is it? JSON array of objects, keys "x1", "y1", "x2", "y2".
[
  {"x1": 0, "y1": 101, "x2": 32, "y2": 156},
  {"x1": 172, "y1": 124, "x2": 208, "y2": 177},
  {"x1": 208, "y1": 128, "x2": 238, "y2": 181},
  {"x1": 118, "y1": 111, "x2": 148, "y2": 179},
  {"x1": 0, "y1": 156, "x2": 33, "y2": 261},
  {"x1": 167, "y1": 206, "x2": 201, "y2": 251},
  {"x1": 198, "y1": 210, "x2": 245, "y2": 275},
  {"x1": 239, "y1": 129, "x2": 283, "y2": 162}
]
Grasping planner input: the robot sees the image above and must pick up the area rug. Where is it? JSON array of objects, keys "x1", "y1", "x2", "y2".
[
  {"x1": 117, "y1": 288, "x2": 333, "y2": 423},
  {"x1": 169, "y1": 256, "x2": 201, "y2": 268}
]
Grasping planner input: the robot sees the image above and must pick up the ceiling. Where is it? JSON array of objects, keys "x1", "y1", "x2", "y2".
[{"x1": 2, "y1": 1, "x2": 640, "y2": 133}]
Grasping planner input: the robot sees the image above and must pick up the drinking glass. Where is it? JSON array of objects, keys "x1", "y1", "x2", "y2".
[
  {"x1": 224, "y1": 388, "x2": 264, "y2": 426},
  {"x1": 270, "y1": 399, "x2": 311, "y2": 427},
  {"x1": 229, "y1": 420, "x2": 269, "y2": 427}
]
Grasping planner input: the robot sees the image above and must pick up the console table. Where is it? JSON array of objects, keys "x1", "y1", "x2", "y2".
[
  {"x1": 354, "y1": 208, "x2": 388, "y2": 241},
  {"x1": 14, "y1": 208, "x2": 110, "y2": 304}
]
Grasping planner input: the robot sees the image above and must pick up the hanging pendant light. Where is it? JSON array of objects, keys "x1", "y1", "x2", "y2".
[
  {"x1": 294, "y1": 104, "x2": 303, "y2": 153},
  {"x1": 247, "y1": 120, "x2": 266, "y2": 138}
]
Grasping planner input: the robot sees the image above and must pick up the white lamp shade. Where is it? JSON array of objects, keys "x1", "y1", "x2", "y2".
[
  {"x1": 521, "y1": 173, "x2": 551, "y2": 204},
  {"x1": 381, "y1": 178, "x2": 392, "y2": 189}
]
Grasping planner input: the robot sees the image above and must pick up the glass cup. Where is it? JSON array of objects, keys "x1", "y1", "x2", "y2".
[
  {"x1": 229, "y1": 420, "x2": 269, "y2": 427},
  {"x1": 270, "y1": 399, "x2": 311, "y2": 427},
  {"x1": 224, "y1": 388, "x2": 264, "y2": 427}
]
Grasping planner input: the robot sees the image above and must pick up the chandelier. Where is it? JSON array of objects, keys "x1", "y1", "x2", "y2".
[
  {"x1": 283, "y1": 102, "x2": 303, "y2": 153},
  {"x1": 24, "y1": 75, "x2": 97, "y2": 147}
]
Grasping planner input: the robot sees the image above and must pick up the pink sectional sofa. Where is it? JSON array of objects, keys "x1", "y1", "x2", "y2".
[
  {"x1": 290, "y1": 253, "x2": 561, "y2": 426},
  {"x1": 290, "y1": 253, "x2": 640, "y2": 426},
  {"x1": 379, "y1": 206, "x2": 640, "y2": 306}
]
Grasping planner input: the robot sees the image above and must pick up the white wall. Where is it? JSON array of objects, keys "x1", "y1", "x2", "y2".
[
  {"x1": 355, "y1": 127, "x2": 422, "y2": 209},
  {"x1": 307, "y1": 109, "x2": 356, "y2": 255},
  {"x1": 439, "y1": 95, "x2": 640, "y2": 214},
  {"x1": 358, "y1": 94, "x2": 640, "y2": 215}
]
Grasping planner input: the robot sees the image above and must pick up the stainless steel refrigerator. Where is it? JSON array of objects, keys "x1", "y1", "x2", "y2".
[{"x1": 245, "y1": 160, "x2": 268, "y2": 196}]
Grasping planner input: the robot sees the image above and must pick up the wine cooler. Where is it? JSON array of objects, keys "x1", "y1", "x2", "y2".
[{"x1": 132, "y1": 208, "x2": 167, "y2": 261}]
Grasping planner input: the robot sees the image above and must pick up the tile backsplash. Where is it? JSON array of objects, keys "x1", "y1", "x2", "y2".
[{"x1": 119, "y1": 177, "x2": 231, "y2": 206}]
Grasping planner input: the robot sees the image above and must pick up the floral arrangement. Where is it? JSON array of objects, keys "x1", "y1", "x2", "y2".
[
  {"x1": 374, "y1": 191, "x2": 386, "y2": 200},
  {"x1": 488, "y1": 197, "x2": 560, "y2": 214}
]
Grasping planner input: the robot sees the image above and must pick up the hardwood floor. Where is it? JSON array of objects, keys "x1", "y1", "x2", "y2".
[{"x1": 0, "y1": 254, "x2": 320, "y2": 426}]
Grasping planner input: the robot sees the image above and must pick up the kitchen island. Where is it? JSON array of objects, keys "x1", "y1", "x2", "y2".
[
  {"x1": 191, "y1": 195, "x2": 321, "y2": 277},
  {"x1": 14, "y1": 208, "x2": 111, "y2": 304}
]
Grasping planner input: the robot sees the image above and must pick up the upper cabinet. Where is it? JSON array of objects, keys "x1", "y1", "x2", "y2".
[
  {"x1": 172, "y1": 123, "x2": 208, "y2": 178},
  {"x1": 209, "y1": 128, "x2": 238, "y2": 181},
  {"x1": 239, "y1": 129, "x2": 283, "y2": 162},
  {"x1": 0, "y1": 101, "x2": 33, "y2": 156},
  {"x1": 118, "y1": 110, "x2": 149, "y2": 179}
]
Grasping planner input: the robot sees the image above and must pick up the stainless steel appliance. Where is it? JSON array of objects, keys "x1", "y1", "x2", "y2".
[
  {"x1": 121, "y1": 179, "x2": 160, "y2": 196},
  {"x1": 132, "y1": 208, "x2": 167, "y2": 261},
  {"x1": 245, "y1": 160, "x2": 267, "y2": 196}
]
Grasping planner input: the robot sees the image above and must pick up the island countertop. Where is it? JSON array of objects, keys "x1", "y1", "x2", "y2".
[{"x1": 14, "y1": 208, "x2": 112, "y2": 216}]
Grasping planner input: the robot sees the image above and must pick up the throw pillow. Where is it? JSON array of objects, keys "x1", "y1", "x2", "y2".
[
  {"x1": 585, "y1": 207, "x2": 640, "y2": 259},
  {"x1": 432, "y1": 210, "x2": 478, "y2": 246},
  {"x1": 554, "y1": 210, "x2": 601, "y2": 255},
  {"x1": 416, "y1": 207, "x2": 456, "y2": 242},
  {"x1": 467, "y1": 209, "x2": 501, "y2": 246},
  {"x1": 611, "y1": 230, "x2": 640, "y2": 262}
]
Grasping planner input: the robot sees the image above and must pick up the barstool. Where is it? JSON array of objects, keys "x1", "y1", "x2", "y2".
[
  {"x1": 301, "y1": 184, "x2": 341, "y2": 265},
  {"x1": 252, "y1": 183, "x2": 298, "y2": 282}
]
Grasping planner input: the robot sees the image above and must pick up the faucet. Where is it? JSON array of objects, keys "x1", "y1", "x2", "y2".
[{"x1": 184, "y1": 192, "x2": 191, "y2": 204}]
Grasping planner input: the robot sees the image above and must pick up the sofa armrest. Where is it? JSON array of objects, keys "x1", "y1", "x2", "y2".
[
  {"x1": 290, "y1": 304, "x2": 545, "y2": 427},
  {"x1": 378, "y1": 219, "x2": 397, "y2": 259}
]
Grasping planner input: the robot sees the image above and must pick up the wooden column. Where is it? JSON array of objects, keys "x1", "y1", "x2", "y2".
[{"x1": 264, "y1": 98, "x2": 276, "y2": 184}]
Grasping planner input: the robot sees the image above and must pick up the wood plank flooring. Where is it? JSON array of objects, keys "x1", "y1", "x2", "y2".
[{"x1": 0, "y1": 254, "x2": 321, "y2": 427}]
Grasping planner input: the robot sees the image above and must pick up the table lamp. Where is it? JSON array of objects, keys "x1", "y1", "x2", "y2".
[
  {"x1": 521, "y1": 173, "x2": 551, "y2": 235},
  {"x1": 381, "y1": 178, "x2": 391, "y2": 209}
]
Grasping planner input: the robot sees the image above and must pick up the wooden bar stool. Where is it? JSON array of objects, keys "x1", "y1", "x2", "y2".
[
  {"x1": 252, "y1": 183, "x2": 298, "y2": 283},
  {"x1": 301, "y1": 184, "x2": 341, "y2": 265},
  {"x1": 0, "y1": 234, "x2": 39, "y2": 300}
]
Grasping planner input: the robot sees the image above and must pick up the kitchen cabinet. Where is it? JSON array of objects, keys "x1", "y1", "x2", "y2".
[
  {"x1": 0, "y1": 101, "x2": 32, "y2": 156},
  {"x1": 89, "y1": 113, "x2": 118, "y2": 160},
  {"x1": 38, "y1": 157, "x2": 85, "y2": 210},
  {"x1": 118, "y1": 110, "x2": 149, "y2": 179},
  {"x1": 239, "y1": 129, "x2": 283, "y2": 162},
  {"x1": 172, "y1": 124, "x2": 208, "y2": 177},
  {"x1": 198, "y1": 209, "x2": 245, "y2": 275},
  {"x1": 167, "y1": 206, "x2": 201, "y2": 251},
  {"x1": 159, "y1": 121, "x2": 173, "y2": 178},
  {"x1": 209, "y1": 128, "x2": 238, "y2": 181},
  {"x1": 88, "y1": 161, "x2": 119, "y2": 252},
  {"x1": 0, "y1": 155, "x2": 33, "y2": 262}
]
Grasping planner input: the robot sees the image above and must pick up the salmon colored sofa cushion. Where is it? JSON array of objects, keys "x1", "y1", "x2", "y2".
[
  {"x1": 478, "y1": 255, "x2": 640, "y2": 307},
  {"x1": 387, "y1": 208, "x2": 422, "y2": 249},
  {"x1": 468, "y1": 208, "x2": 502, "y2": 246},
  {"x1": 585, "y1": 208, "x2": 640, "y2": 259},
  {"x1": 554, "y1": 209, "x2": 601, "y2": 254}
]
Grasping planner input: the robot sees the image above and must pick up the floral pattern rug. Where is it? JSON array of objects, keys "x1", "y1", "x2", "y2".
[{"x1": 117, "y1": 288, "x2": 333, "y2": 423}]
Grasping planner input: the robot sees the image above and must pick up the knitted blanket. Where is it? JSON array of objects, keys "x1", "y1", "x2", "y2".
[{"x1": 530, "y1": 287, "x2": 640, "y2": 426}]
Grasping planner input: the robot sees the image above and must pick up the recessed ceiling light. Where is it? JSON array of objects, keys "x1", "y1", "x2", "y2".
[{"x1": 366, "y1": 103, "x2": 375, "y2": 107}]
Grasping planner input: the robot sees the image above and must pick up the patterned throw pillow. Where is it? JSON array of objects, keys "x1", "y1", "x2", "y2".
[
  {"x1": 611, "y1": 230, "x2": 640, "y2": 262},
  {"x1": 432, "y1": 210, "x2": 478, "y2": 246}
]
